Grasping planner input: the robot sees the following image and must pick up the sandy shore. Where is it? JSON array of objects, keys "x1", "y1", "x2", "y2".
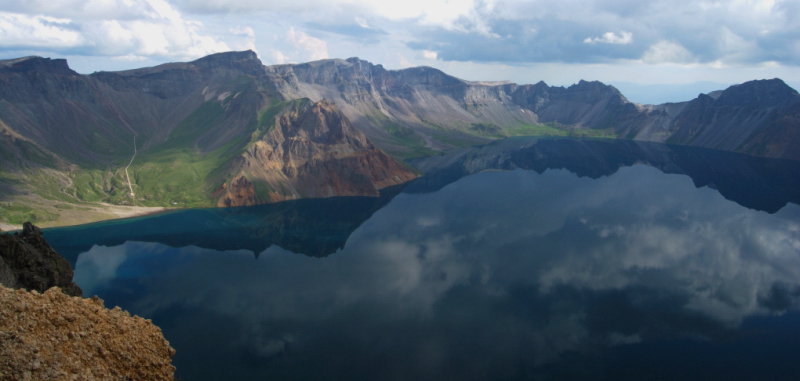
[
  {"x1": 92, "y1": 203, "x2": 167, "y2": 220},
  {"x1": 0, "y1": 222, "x2": 19, "y2": 232},
  {"x1": 1, "y1": 202, "x2": 167, "y2": 232}
]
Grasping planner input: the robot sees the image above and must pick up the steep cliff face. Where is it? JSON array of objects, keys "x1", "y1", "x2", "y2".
[
  {"x1": 216, "y1": 99, "x2": 417, "y2": 207},
  {"x1": 509, "y1": 80, "x2": 637, "y2": 129},
  {"x1": 661, "y1": 79, "x2": 800, "y2": 159},
  {"x1": 0, "y1": 56, "x2": 129, "y2": 166},
  {"x1": 268, "y1": 58, "x2": 800, "y2": 160},
  {"x1": 267, "y1": 58, "x2": 537, "y2": 155}
]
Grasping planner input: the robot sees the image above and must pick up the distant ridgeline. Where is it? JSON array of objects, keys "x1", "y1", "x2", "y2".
[{"x1": 1, "y1": 51, "x2": 799, "y2": 226}]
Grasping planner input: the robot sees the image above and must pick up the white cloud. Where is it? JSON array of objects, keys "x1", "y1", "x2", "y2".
[
  {"x1": 270, "y1": 49, "x2": 289, "y2": 65},
  {"x1": 74, "y1": 244, "x2": 129, "y2": 296},
  {"x1": 354, "y1": 16, "x2": 370, "y2": 29},
  {"x1": 0, "y1": 13, "x2": 84, "y2": 48},
  {"x1": 2, "y1": 0, "x2": 799, "y2": 87},
  {"x1": 717, "y1": 26, "x2": 759, "y2": 62},
  {"x1": 3, "y1": 0, "x2": 153, "y2": 20},
  {"x1": 230, "y1": 26, "x2": 255, "y2": 38},
  {"x1": 642, "y1": 40, "x2": 695, "y2": 64},
  {"x1": 286, "y1": 27, "x2": 328, "y2": 61},
  {"x1": 369, "y1": 0, "x2": 477, "y2": 27},
  {"x1": 583, "y1": 31, "x2": 633, "y2": 45},
  {"x1": 228, "y1": 26, "x2": 258, "y2": 55},
  {"x1": 397, "y1": 53, "x2": 414, "y2": 68},
  {"x1": 0, "y1": 0, "x2": 233, "y2": 61},
  {"x1": 175, "y1": 0, "x2": 481, "y2": 28},
  {"x1": 421, "y1": 50, "x2": 438, "y2": 60}
]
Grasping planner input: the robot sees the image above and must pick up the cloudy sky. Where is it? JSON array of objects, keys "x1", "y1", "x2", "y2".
[{"x1": 1, "y1": 0, "x2": 799, "y2": 103}]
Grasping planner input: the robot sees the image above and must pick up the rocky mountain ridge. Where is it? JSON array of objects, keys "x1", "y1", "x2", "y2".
[
  {"x1": 268, "y1": 55, "x2": 800, "y2": 160},
  {"x1": 0, "y1": 50, "x2": 798, "y2": 226},
  {"x1": 0, "y1": 51, "x2": 416, "y2": 222}
]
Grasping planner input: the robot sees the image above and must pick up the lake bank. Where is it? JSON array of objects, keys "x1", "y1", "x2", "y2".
[{"x1": 0, "y1": 196, "x2": 166, "y2": 231}]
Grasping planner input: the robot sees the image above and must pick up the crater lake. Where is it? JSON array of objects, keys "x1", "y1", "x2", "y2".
[{"x1": 44, "y1": 137, "x2": 800, "y2": 381}]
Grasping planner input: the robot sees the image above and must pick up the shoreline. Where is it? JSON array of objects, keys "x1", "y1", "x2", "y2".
[{"x1": 1, "y1": 204, "x2": 169, "y2": 232}]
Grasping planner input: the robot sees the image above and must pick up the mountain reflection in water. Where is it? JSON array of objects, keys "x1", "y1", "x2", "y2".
[
  {"x1": 45, "y1": 138, "x2": 800, "y2": 380},
  {"x1": 46, "y1": 183, "x2": 405, "y2": 264},
  {"x1": 409, "y1": 137, "x2": 800, "y2": 213}
]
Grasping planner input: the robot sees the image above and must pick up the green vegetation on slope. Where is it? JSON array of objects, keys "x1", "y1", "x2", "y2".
[
  {"x1": 250, "y1": 99, "x2": 306, "y2": 144},
  {"x1": 503, "y1": 123, "x2": 567, "y2": 137},
  {"x1": 159, "y1": 100, "x2": 227, "y2": 151},
  {"x1": 366, "y1": 111, "x2": 438, "y2": 160},
  {"x1": 462, "y1": 121, "x2": 618, "y2": 140},
  {"x1": 0, "y1": 202, "x2": 58, "y2": 225},
  {"x1": 568, "y1": 127, "x2": 618, "y2": 139},
  {"x1": 125, "y1": 94, "x2": 259, "y2": 207},
  {"x1": 0, "y1": 137, "x2": 60, "y2": 170},
  {"x1": 58, "y1": 93, "x2": 268, "y2": 208},
  {"x1": 127, "y1": 141, "x2": 240, "y2": 207}
]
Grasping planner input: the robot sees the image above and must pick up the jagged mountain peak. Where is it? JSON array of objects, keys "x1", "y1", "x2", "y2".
[
  {"x1": 715, "y1": 78, "x2": 798, "y2": 108},
  {"x1": 569, "y1": 80, "x2": 628, "y2": 100}
]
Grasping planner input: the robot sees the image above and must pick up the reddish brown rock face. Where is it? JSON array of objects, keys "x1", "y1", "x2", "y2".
[
  {"x1": 216, "y1": 175, "x2": 256, "y2": 207},
  {"x1": 216, "y1": 99, "x2": 417, "y2": 207}
]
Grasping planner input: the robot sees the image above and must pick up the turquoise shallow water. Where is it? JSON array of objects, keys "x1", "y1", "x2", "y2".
[{"x1": 44, "y1": 138, "x2": 800, "y2": 380}]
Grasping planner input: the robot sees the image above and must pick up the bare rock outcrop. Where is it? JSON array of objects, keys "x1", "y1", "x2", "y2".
[
  {"x1": 0, "y1": 223, "x2": 176, "y2": 380},
  {"x1": 0, "y1": 222, "x2": 82, "y2": 297},
  {"x1": 216, "y1": 99, "x2": 418, "y2": 207},
  {"x1": 0, "y1": 286, "x2": 176, "y2": 380}
]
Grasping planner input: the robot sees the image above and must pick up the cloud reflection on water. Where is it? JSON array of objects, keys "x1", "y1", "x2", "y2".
[{"x1": 75, "y1": 165, "x2": 800, "y2": 380}]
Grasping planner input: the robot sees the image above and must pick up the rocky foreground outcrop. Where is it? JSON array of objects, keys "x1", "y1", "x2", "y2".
[
  {"x1": 0, "y1": 222, "x2": 82, "y2": 297},
  {"x1": 0, "y1": 223, "x2": 176, "y2": 380},
  {"x1": 0, "y1": 287, "x2": 175, "y2": 380}
]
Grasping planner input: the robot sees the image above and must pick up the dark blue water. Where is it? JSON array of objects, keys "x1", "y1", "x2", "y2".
[{"x1": 44, "y1": 138, "x2": 800, "y2": 380}]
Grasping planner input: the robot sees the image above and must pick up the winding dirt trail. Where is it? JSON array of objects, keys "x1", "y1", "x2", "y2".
[
  {"x1": 94, "y1": 84, "x2": 139, "y2": 202},
  {"x1": 124, "y1": 135, "x2": 137, "y2": 197}
]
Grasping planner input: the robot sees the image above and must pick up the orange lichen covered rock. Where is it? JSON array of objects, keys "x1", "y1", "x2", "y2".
[{"x1": 0, "y1": 286, "x2": 175, "y2": 381}]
